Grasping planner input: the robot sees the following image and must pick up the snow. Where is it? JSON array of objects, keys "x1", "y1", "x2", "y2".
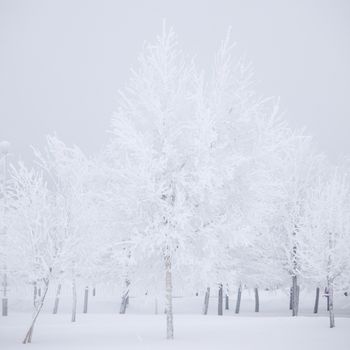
[
  {"x1": 1, "y1": 21, "x2": 350, "y2": 350},
  {"x1": 1, "y1": 292, "x2": 350, "y2": 349},
  {"x1": 1, "y1": 313, "x2": 349, "y2": 350}
]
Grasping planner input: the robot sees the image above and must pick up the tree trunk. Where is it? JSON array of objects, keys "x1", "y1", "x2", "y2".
[
  {"x1": 71, "y1": 279, "x2": 77, "y2": 322},
  {"x1": 325, "y1": 287, "x2": 330, "y2": 311},
  {"x1": 92, "y1": 287, "x2": 96, "y2": 297},
  {"x1": 2, "y1": 272, "x2": 8, "y2": 316},
  {"x1": 292, "y1": 275, "x2": 299, "y2": 316},
  {"x1": 254, "y1": 287, "x2": 259, "y2": 312},
  {"x1": 313, "y1": 287, "x2": 320, "y2": 314},
  {"x1": 119, "y1": 279, "x2": 130, "y2": 314},
  {"x1": 53, "y1": 284, "x2": 62, "y2": 314},
  {"x1": 289, "y1": 287, "x2": 293, "y2": 310},
  {"x1": 235, "y1": 284, "x2": 242, "y2": 314},
  {"x1": 33, "y1": 282, "x2": 37, "y2": 307},
  {"x1": 22, "y1": 277, "x2": 50, "y2": 344},
  {"x1": 328, "y1": 281, "x2": 335, "y2": 328},
  {"x1": 165, "y1": 255, "x2": 174, "y2": 340},
  {"x1": 225, "y1": 293, "x2": 229, "y2": 310},
  {"x1": 83, "y1": 286, "x2": 89, "y2": 314},
  {"x1": 296, "y1": 285, "x2": 300, "y2": 314},
  {"x1": 218, "y1": 284, "x2": 223, "y2": 315},
  {"x1": 203, "y1": 287, "x2": 210, "y2": 315}
]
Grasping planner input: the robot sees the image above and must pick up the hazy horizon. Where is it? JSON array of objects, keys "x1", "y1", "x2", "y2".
[{"x1": 1, "y1": 0, "x2": 350, "y2": 163}]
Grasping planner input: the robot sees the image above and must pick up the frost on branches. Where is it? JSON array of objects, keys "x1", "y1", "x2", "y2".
[{"x1": 1, "y1": 25, "x2": 350, "y2": 345}]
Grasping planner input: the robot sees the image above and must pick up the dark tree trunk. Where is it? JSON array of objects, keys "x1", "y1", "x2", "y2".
[
  {"x1": 313, "y1": 287, "x2": 320, "y2": 314},
  {"x1": 33, "y1": 282, "x2": 37, "y2": 308},
  {"x1": 83, "y1": 286, "x2": 89, "y2": 313},
  {"x1": 2, "y1": 273, "x2": 8, "y2": 316},
  {"x1": 203, "y1": 287, "x2": 210, "y2": 315},
  {"x1": 225, "y1": 294, "x2": 229, "y2": 310},
  {"x1": 2, "y1": 298, "x2": 8, "y2": 316},
  {"x1": 119, "y1": 279, "x2": 130, "y2": 314},
  {"x1": 235, "y1": 284, "x2": 242, "y2": 314},
  {"x1": 53, "y1": 283, "x2": 62, "y2": 314},
  {"x1": 218, "y1": 284, "x2": 223, "y2": 315},
  {"x1": 292, "y1": 275, "x2": 299, "y2": 316},
  {"x1": 296, "y1": 285, "x2": 300, "y2": 313},
  {"x1": 328, "y1": 281, "x2": 335, "y2": 328},
  {"x1": 325, "y1": 287, "x2": 330, "y2": 311},
  {"x1": 289, "y1": 287, "x2": 293, "y2": 310},
  {"x1": 254, "y1": 287, "x2": 259, "y2": 312},
  {"x1": 92, "y1": 287, "x2": 96, "y2": 297}
]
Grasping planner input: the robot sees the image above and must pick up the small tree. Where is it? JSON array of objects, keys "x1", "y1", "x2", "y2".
[
  {"x1": 299, "y1": 167, "x2": 350, "y2": 328},
  {"x1": 7, "y1": 164, "x2": 63, "y2": 343},
  {"x1": 272, "y1": 136, "x2": 324, "y2": 316},
  {"x1": 33, "y1": 135, "x2": 99, "y2": 322}
]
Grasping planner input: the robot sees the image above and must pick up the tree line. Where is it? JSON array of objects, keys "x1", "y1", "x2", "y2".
[{"x1": 0, "y1": 25, "x2": 349, "y2": 343}]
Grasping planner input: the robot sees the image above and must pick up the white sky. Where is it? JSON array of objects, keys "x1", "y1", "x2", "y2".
[{"x1": 1, "y1": 0, "x2": 349, "y2": 162}]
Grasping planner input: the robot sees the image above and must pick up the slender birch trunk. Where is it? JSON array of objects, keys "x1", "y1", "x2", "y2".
[
  {"x1": 119, "y1": 279, "x2": 130, "y2": 314},
  {"x1": 2, "y1": 267, "x2": 8, "y2": 315},
  {"x1": 22, "y1": 276, "x2": 50, "y2": 344},
  {"x1": 254, "y1": 287, "x2": 259, "y2": 312},
  {"x1": 292, "y1": 275, "x2": 299, "y2": 316},
  {"x1": 203, "y1": 287, "x2": 210, "y2": 315},
  {"x1": 83, "y1": 286, "x2": 89, "y2": 314},
  {"x1": 1, "y1": 272, "x2": 8, "y2": 316},
  {"x1": 218, "y1": 284, "x2": 223, "y2": 315},
  {"x1": 325, "y1": 287, "x2": 330, "y2": 311},
  {"x1": 33, "y1": 282, "x2": 37, "y2": 307},
  {"x1": 53, "y1": 283, "x2": 62, "y2": 314},
  {"x1": 327, "y1": 280, "x2": 335, "y2": 328},
  {"x1": 327, "y1": 231, "x2": 335, "y2": 328},
  {"x1": 225, "y1": 293, "x2": 229, "y2": 310},
  {"x1": 235, "y1": 284, "x2": 242, "y2": 314},
  {"x1": 71, "y1": 278, "x2": 77, "y2": 322},
  {"x1": 165, "y1": 255, "x2": 174, "y2": 340},
  {"x1": 296, "y1": 285, "x2": 300, "y2": 313},
  {"x1": 291, "y1": 227, "x2": 299, "y2": 316},
  {"x1": 313, "y1": 287, "x2": 320, "y2": 314}
]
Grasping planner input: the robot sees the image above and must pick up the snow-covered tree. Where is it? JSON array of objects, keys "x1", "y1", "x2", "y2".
[
  {"x1": 105, "y1": 24, "x2": 203, "y2": 339},
  {"x1": 7, "y1": 163, "x2": 63, "y2": 343},
  {"x1": 299, "y1": 167, "x2": 350, "y2": 327},
  {"x1": 271, "y1": 135, "x2": 324, "y2": 316},
  {"x1": 33, "y1": 135, "x2": 102, "y2": 321}
]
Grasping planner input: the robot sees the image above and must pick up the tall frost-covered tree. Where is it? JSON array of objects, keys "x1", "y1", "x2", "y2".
[
  {"x1": 299, "y1": 167, "x2": 350, "y2": 328},
  {"x1": 33, "y1": 135, "x2": 98, "y2": 322},
  {"x1": 272, "y1": 135, "x2": 324, "y2": 316},
  {"x1": 7, "y1": 164, "x2": 63, "y2": 343},
  {"x1": 106, "y1": 24, "x2": 299, "y2": 334},
  {"x1": 194, "y1": 30, "x2": 293, "y2": 307},
  {"x1": 106, "y1": 24, "x2": 212, "y2": 339}
]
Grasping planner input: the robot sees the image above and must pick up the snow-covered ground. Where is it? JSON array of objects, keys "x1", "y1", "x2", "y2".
[
  {"x1": 1, "y1": 313, "x2": 350, "y2": 350},
  {"x1": 1, "y1": 290, "x2": 350, "y2": 349}
]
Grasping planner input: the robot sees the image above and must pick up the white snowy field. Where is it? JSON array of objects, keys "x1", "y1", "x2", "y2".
[
  {"x1": 1, "y1": 313, "x2": 350, "y2": 350},
  {"x1": 1, "y1": 290, "x2": 350, "y2": 349}
]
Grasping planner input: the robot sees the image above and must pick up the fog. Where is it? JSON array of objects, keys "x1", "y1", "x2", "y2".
[{"x1": 1, "y1": 0, "x2": 349, "y2": 162}]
